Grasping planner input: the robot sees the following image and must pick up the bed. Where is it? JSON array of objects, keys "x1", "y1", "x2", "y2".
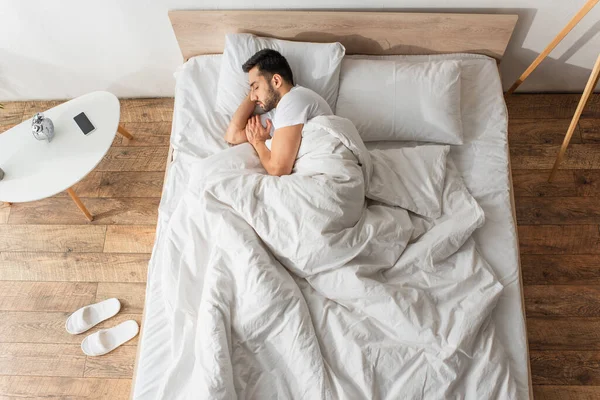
[{"x1": 130, "y1": 10, "x2": 531, "y2": 399}]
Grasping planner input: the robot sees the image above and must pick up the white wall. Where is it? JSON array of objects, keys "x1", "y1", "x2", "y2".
[{"x1": 1, "y1": 0, "x2": 599, "y2": 101}]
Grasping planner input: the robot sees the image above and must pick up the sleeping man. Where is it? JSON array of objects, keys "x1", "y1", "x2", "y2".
[{"x1": 224, "y1": 49, "x2": 333, "y2": 176}]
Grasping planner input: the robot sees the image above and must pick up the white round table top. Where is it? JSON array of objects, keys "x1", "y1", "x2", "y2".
[{"x1": 0, "y1": 91, "x2": 120, "y2": 202}]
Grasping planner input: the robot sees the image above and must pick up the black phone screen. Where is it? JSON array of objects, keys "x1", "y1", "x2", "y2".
[{"x1": 74, "y1": 112, "x2": 95, "y2": 135}]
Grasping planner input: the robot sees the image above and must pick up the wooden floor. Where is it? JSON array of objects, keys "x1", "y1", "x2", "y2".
[
  {"x1": 0, "y1": 94, "x2": 598, "y2": 399},
  {"x1": 0, "y1": 98, "x2": 173, "y2": 399}
]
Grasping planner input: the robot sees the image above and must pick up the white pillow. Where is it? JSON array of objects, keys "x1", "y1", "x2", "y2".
[
  {"x1": 215, "y1": 34, "x2": 345, "y2": 116},
  {"x1": 336, "y1": 59, "x2": 463, "y2": 144}
]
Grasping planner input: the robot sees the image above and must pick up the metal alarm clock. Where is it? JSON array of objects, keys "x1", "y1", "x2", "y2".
[{"x1": 31, "y1": 112, "x2": 55, "y2": 142}]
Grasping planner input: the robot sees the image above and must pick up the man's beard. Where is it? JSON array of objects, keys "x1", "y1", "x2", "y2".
[{"x1": 261, "y1": 83, "x2": 280, "y2": 112}]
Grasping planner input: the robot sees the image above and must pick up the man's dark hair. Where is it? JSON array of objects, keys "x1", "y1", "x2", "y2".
[{"x1": 242, "y1": 49, "x2": 294, "y2": 86}]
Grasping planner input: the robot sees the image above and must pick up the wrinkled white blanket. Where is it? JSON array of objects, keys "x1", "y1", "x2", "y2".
[{"x1": 154, "y1": 115, "x2": 516, "y2": 399}]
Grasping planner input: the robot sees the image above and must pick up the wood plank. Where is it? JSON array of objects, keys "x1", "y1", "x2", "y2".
[
  {"x1": 0, "y1": 101, "x2": 26, "y2": 132},
  {"x1": 0, "y1": 282, "x2": 97, "y2": 312},
  {"x1": 518, "y1": 225, "x2": 600, "y2": 254},
  {"x1": 506, "y1": 94, "x2": 600, "y2": 119},
  {"x1": 114, "y1": 132, "x2": 171, "y2": 147},
  {"x1": 84, "y1": 345, "x2": 137, "y2": 378},
  {"x1": 580, "y1": 119, "x2": 600, "y2": 143},
  {"x1": 510, "y1": 144, "x2": 600, "y2": 169},
  {"x1": 525, "y1": 286, "x2": 600, "y2": 317},
  {"x1": 98, "y1": 172, "x2": 164, "y2": 198},
  {"x1": 533, "y1": 386, "x2": 600, "y2": 400},
  {"x1": 516, "y1": 197, "x2": 600, "y2": 225},
  {"x1": 96, "y1": 147, "x2": 168, "y2": 172},
  {"x1": 0, "y1": 202, "x2": 10, "y2": 224},
  {"x1": 0, "y1": 312, "x2": 141, "y2": 345},
  {"x1": 120, "y1": 121, "x2": 172, "y2": 136},
  {"x1": 96, "y1": 283, "x2": 146, "y2": 313},
  {"x1": 0, "y1": 343, "x2": 85, "y2": 377},
  {"x1": 119, "y1": 98, "x2": 174, "y2": 123},
  {"x1": 113, "y1": 121, "x2": 172, "y2": 146},
  {"x1": 104, "y1": 226, "x2": 156, "y2": 253},
  {"x1": 7, "y1": 197, "x2": 159, "y2": 225},
  {"x1": 52, "y1": 172, "x2": 103, "y2": 198},
  {"x1": 0, "y1": 376, "x2": 131, "y2": 399},
  {"x1": 531, "y1": 350, "x2": 600, "y2": 385},
  {"x1": 0, "y1": 225, "x2": 106, "y2": 252},
  {"x1": 522, "y1": 255, "x2": 600, "y2": 285},
  {"x1": 170, "y1": 10, "x2": 517, "y2": 60},
  {"x1": 0, "y1": 252, "x2": 149, "y2": 282},
  {"x1": 512, "y1": 169, "x2": 600, "y2": 197},
  {"x1": 508, "y1": 118, "x2": 582, "y2": 145},
  {"x1": 528, "y1": 318, "x2": 600, "y2": 350},
  {"x1": 20, "y1": 100, "x2": 65, "y2": 122}
]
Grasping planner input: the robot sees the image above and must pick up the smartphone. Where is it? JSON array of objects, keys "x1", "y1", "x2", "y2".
[{"x1": 74, "y1": 112, "x2": 96, "y2": 135}]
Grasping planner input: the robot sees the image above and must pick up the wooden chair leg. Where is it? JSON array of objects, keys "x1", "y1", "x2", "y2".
[
  {"x1": 549, "y1": 53, "x2": 600, "y2": 182},
  {"x1": 66, "y1": 188, "x2": 93, "y2": 221},
  {"x1": 117, "y1": 124, "x2": 134, "y2": 140},
  {"x1": 507, "y1": 0, "x2": 599, "y2": 94}
]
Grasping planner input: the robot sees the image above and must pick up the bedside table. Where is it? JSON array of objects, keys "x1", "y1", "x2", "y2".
[{"x1": 0, "y1": 91, "x2": 135, "y2": 221}]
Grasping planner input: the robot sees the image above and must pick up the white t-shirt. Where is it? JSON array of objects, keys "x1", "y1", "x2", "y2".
[{"x1": 262, "y1": 85, "x2": 332, "y2": 137}]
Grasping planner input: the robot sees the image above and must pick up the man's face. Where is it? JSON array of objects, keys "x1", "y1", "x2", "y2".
[{"x1": 248, "y1": 67, "x2": 280, "y2": 112}]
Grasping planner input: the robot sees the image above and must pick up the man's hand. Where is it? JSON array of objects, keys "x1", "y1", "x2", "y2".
[{"x1": 245, "y1": 115, "x2": 272, "y2": 146}]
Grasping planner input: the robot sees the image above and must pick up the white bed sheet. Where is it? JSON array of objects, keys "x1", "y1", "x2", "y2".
[{"x1": 132, "y1": 54, "x2": 530, "y2": 399}]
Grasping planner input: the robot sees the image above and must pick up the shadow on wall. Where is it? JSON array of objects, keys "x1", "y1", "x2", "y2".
[
  {"x1": 501, "y1": 11, "x2": 600, "y2": 93},
  {"x1": 0, "y1": 51, "x2": 21, "y2": 100},
  {"x1": 0, "y1": 49, "x2": 85, "y2": 101},
  {"x1": 105, "y1": 67, "x2": 178, "y2": 99},
  {"x1": 0, "y1": 48, "x2": 175, "y2": 101}
]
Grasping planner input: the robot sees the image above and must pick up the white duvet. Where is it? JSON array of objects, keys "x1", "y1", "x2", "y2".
[{"x1": 154, "y1": 115, "x2": 516, "y2": 399}]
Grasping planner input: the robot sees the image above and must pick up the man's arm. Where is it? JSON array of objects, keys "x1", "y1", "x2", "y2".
[
  {"x1": 224, "y1": 94, "x2": 255, "y2": 145},
  {"x1": 246, "y1": 117, "x2": 302, "y2": 176}
]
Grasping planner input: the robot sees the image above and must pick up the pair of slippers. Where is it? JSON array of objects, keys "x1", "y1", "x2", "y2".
[{"x1": 65, "y1": 298, "x2": 139, "y2": 356}]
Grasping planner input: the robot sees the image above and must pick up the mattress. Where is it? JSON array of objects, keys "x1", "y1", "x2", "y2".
[{"x1": 131, "y1": 54, "x2": 531, "y2": 399}]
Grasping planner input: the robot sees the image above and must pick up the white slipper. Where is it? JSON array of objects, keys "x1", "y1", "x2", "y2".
[
  {"x1": 81, "y1": 320, "x2": 139, "y2": 356},
  {"x1": 65, "y1": 298, "x2": 121, "y2": 335}
]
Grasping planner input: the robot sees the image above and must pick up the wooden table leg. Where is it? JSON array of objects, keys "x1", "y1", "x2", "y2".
[
  {"x1": 507, "y1": 0, "x2": 599, "y2": 94},
  {"x1": 66, "y1": 187, "x2": 93, "y2": 221},
  {"x1": 117, "y1": 124, "x2": 134, "y2": 140},
  {"x1": 549, "y1": 53, "x2": 600, "y2": 182}
]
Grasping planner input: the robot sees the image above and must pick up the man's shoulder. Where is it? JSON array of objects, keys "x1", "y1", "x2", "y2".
[
  {"x1": 291, "y1": 85, "x2": 320, "y2": 97},
  {"x1": 282, "y1": 85, "x2": 324, "y2": 104}
]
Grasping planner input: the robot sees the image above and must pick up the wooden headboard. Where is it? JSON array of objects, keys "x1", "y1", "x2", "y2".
[{"x1": 169, "y1": 10, "x2": 518, "y2": 61}]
